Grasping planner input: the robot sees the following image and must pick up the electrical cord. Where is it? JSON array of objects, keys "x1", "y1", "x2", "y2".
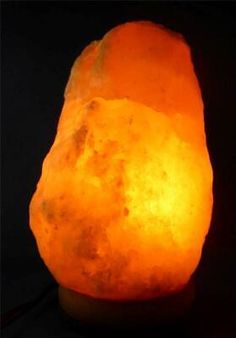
[{"x1": 1, "y1": 282, "x2": 57, "y2": 329}]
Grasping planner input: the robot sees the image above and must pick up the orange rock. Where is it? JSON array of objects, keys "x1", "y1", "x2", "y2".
[{"x1": 30, "y1": 21, "x2": 213, "y2": 300}]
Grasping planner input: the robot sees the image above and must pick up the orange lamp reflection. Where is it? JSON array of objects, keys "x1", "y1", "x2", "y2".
[{"x1": 30, "y1": 21, "x2": 213, "y2": 300}]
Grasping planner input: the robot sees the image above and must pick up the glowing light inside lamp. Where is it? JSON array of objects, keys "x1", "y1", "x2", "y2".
[{"x1": 29, "y1": 21, "x2": 213, "y2": 301}]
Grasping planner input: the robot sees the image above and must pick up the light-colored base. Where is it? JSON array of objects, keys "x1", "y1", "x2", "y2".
[{"x1": 59, "y1": 281, "x2": 195, "y2": 328}]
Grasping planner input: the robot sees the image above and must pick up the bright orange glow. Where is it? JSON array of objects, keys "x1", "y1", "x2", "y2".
[{"x1": 30, "y1": 22, "x2": 213, "y2": 300}]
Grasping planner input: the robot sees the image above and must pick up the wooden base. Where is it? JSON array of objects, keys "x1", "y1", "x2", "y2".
[{"x1": 59, "y1": 280, "x2": 195, "y2": 329}]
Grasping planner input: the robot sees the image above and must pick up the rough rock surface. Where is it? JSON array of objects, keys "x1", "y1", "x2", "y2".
[{"x1": 30, "y1": 22, "x2": 213, "y2": 300}]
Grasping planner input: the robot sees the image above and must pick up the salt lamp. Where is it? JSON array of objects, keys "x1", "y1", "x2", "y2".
[{"x1": 30, "y1": 22, "x2": 213, "y2": 307}]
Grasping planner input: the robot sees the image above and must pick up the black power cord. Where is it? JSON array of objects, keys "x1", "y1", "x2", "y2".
[{"x1": 1, "y1": 282, "x2": 57, "y2": 329}]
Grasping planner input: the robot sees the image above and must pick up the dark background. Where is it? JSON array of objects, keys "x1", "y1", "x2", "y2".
[{"x1": 1, "y1": 1, "x2": 236, "y2": 337}]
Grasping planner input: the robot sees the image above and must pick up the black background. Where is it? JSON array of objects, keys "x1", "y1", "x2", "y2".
[{"x1": 2, "y1": 1, "x2": 236, "y2": 337}]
